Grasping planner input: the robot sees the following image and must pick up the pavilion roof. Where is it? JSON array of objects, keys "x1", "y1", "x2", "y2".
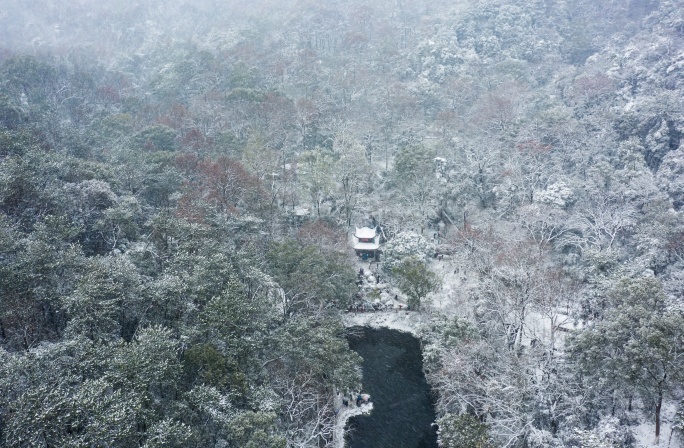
[{"x1": 355, "y1": 227, "x2": 377, "y2": 239}]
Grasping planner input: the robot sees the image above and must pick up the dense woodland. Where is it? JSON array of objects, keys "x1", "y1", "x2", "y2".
[{"x1": 1, "y1": 0, "x2": 684, "y2": 447}]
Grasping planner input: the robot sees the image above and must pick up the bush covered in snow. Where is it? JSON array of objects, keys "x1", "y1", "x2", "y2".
[
  {"x1": 382, "y1": 231, "x2": 434, "y2": 272},
  {"x1": 533, "y1": 180, "x2": 575, "y2": 207},
  {"x1": 569, "y1": 417, "x2": 635, "y2": 447},
  {"x1": 436, "y1": 414, "x2": 494, "y2": 448}
]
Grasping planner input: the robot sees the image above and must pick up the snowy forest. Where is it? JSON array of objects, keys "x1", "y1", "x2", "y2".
[{"x1": 1, "y1": 0, "x2": 684, "y2": 447}]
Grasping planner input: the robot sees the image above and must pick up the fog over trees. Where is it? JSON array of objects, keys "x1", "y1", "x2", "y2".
[{"x1": 1, "y1": 0, "x2": 684, "y2": 446}]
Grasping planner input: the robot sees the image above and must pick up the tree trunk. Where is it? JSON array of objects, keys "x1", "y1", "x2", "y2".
[{"x1": 655, "y1": 388, "x2": 662, "y2": 444}]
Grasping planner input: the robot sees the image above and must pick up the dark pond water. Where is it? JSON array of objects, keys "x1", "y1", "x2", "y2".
[{"x1": 346, "y1": 327, "x2": 438, "y2": 448}]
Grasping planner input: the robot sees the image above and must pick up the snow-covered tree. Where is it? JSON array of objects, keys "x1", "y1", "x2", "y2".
[
  {"x1": 382, "y1": 231, "x2": 435, "y2": 272},
  {"x1": 567, "y1": 278, "x2": 684, "y2": 444},
  {"x1": 392, "y1": 256, "x2": 440, "y2": 310}
]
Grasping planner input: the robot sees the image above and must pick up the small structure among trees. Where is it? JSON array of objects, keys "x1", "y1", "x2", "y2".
[{"x1": 353, "y1": 227, "x2": 381, "y2": 261}]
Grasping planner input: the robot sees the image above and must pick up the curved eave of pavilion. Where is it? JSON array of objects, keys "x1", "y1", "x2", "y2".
[{"x1": 354, "y1": 242, "x2": 380, "y2": 251}]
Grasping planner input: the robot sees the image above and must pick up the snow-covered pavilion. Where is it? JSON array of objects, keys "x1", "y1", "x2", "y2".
[{"x1": 353, "y1": 227, "x2": 381, "y2": 261}]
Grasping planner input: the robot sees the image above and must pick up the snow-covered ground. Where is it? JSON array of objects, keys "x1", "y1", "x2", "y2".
[
  {"x1": 342, "y1": 308, "x2": 429, "y2": 336},
  {"x1": 332, "y1": 397, "x2": 372, "y2": 448},
  {"x1": 430, "y1": 254, "x2": 480, "y2": 317},
  {"x1": 632, "y1": 401, "x2": 681, "y2": 448}
]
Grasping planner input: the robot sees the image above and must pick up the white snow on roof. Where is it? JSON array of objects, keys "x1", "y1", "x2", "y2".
[
  {"x1": 354, "y1": 242, "x2": 380, "y2": 250},
  {"x1": 355, "y1": 227, "x2": 377, "y2": 239}
]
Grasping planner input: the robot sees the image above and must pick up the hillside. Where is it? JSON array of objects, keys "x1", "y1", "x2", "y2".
[{"x1": 1, "y1": 1, "x2": 683, "y2": 446}]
